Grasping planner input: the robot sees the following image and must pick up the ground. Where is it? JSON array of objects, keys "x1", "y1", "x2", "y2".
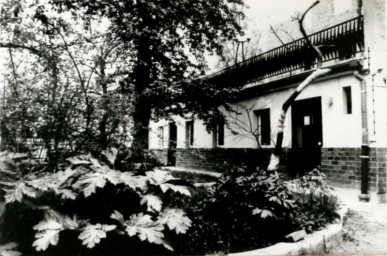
[{"x1": 328, "y1": 188, "x2": 387, "y2": 255}]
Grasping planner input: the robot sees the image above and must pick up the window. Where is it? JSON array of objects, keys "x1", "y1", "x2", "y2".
[
  {"x1": 343, "y1": 86, "x2": 352, "y2": 114},
  {"x1": 255, "y1": 109, "x2": 271, "y2": 145},
  {"x1": 185, "y1": 120, "x2": 194, "y2": 147},
  {"x1": 213, "y1": 120, "x2": 225, "y2": 147},
  {"x1": 157, "y1": 126, "x2": 164, "y2": 148},
  {"x1": 217, "y1": 120, "x2": 225, "y2": 146}
]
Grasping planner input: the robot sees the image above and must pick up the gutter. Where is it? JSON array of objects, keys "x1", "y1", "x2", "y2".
[{"x1": 353, "y1": 71, "x2": 370, "y2": 202}]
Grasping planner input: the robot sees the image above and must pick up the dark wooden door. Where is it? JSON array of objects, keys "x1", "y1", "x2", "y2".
[
  {"x1": 290, "y1": 97, "x2": 322, "y2": 176},
  {"x1": 167, "y1": 122, "x2": 177, "y2": 166}
]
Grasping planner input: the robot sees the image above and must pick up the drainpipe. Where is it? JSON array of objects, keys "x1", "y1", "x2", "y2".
[{"x1": 354, "y1": 71, "x2": 370, "y2": 202}]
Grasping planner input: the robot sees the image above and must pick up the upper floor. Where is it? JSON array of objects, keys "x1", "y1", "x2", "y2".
[{"x1": 208, "y1": 15, "x2": 365, "y2": 88}]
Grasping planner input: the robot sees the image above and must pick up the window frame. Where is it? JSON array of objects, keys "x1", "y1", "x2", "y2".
[
  {"x1": 343, "y1": 86, "x2": 352, "y2": 114},
  {"x1": 254, "y1": 108, "x2": 271, "y2": 146},
  {"x1": 185, "y1": 120, "x2": 194, "y2": 147}
]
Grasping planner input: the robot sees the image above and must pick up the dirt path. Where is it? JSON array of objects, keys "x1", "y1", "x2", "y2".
[{"x1": 328, "y1": 208, "x2": 387, "y2": 255}]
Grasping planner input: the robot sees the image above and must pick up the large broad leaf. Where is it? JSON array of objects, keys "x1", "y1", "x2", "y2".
[
  {"x1": 55, "y1": 168, "x2": 77, "y2": 185},
  {"x1": 33, "y1": 230, "x2": 61, "y2": 251},
  {"x1": 159, "y1": 183, "x2": 191, "y2": 196},
  {"x1": 3, "y1": 181, "x2": 37, "y2": 203},
  {"x1": 120, "y1": 172, "x2": 147, "y2": 191},
  {"x1": 140, "y1": 194, "x2": 162, "y2": 212},
  {"x1": 74, "y1": 173, "x2": 107, "y2": 197},
  {"x1": 55, "y1": 188, "x2": 78, "y2": 200},
  {"x1": 146, "y1": 169, "x2": 177, "y2": 186},
  {"x1": 157, "y1": 208, "x2": 191, "y2": 234},
  {"x1": 146, "y1": 169, "x2": 190, "y2": 196},
  {"x1": 125, "y1": 214, "x2": 165, "y2": 245},
  {"x1": 0, "y1": 242, "x2": 21, "y2": 256},
  {"x1": 74, "y1": 165, "x2": 121, "y2": 197},
  {"x1": 33, "y1": 219, "x2": 63, "y2": 231},
  {"x1": 32, "y1": 219, "x2": 64, "y2": 251},
  {"x1": 78, "y1": 224, "x2": 116, "y2": 248}
]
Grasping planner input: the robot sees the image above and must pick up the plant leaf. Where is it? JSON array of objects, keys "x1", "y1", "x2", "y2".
[
  {"x1": 120, "y1": 173, "x2": 147, "y2": 191},
  {"x1": 260, "y1": 209, "x2": 274, "y2": 219},
  {"x1": 74, "y1": 173, "x2": 106, "y2": 197},
  {"x1": 78, "y1": 224, "x2": 115, "y2": 248},
  {"x1": 125, "y1": 214, "x2": 164, "y2": 245},
  {"x1": 157, "y1": 208, "x2": 191, "y2": 234},
  {"x1": 159, "y1": 183, "x2": 191, "y2": 196},
  {"x1": 3, "y1": 182, "x2": 37, "y2": 203},
  {"x1": 0, "y1": 242, "x2": 21, "y2": 256},
  {"x1": 140, "y1": 194, "x2": 162, "y2": 212},
  {"x1": 111, "y1": 210, "x2": 125, "y2": 225},
  {"x1": 33, "y1": 219, "x2": 63, "y2": 231},
  {"x1": 33, "y1": 230, "x2": 61, "y2": 251}
]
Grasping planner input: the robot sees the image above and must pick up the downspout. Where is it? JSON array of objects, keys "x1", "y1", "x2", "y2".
[{"x1": 354, "y1": 71, "x2": 370, "y2": 202}]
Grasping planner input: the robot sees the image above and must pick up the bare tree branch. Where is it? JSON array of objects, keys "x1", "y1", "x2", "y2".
[{"x1": 267, "y1": 0, "x2": 331, "y2": 171}]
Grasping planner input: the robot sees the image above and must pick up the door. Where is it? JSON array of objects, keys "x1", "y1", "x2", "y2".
[
  {"x1": 167, "y1": 122, "x2": 177, "y2": 166},
  {"x1": 290, "y1": 97, "x2": 322, "y2": 176}
]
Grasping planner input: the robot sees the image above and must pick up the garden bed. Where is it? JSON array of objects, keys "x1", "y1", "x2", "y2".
[{"x1": 0, "y1": 151, "x2": 342, "y2": 255}]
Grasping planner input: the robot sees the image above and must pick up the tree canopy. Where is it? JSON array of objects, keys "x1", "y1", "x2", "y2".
[{"x1": 0, "y1": 0, "x2": 244, "y2": 162}]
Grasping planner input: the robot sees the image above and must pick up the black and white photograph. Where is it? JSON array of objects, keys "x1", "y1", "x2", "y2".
[{"x1": 0, "y1": 0, "x2": 386, "y2": 255}]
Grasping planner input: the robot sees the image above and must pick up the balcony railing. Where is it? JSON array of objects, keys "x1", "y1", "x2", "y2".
[{"x1": 209, "y1": 16, "x2": 364, "y2": 86}]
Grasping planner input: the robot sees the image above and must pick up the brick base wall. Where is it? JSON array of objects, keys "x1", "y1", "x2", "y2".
[
  {"x1": 175, "y1": 148, "x2": 272, "y2": 171},
  {"x1": 151, "y1": 148, "x2": 291, "y2": 173},
  {"x1": 152, "y1": 147, "x2": 387, "y2": 192},
  {"x1": 321, "y1": 147, "x2": 387, "y2": 192},
  {"x1": 152, "y1": 150, "x2": 168, "y2": 165}
]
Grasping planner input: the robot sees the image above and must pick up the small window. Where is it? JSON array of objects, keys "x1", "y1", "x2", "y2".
[
  {"x1": 343, "y1": 86, "x2": 352, "y2": 114},
  {"x1": 157, "y1": 126, "x2": 164, "y2": 148},
  {"x1": 213, "y1": 120, "x2": 225, "y2": 146},
  {"x1": 255, "y1": 109, "x2": 271, "y2": 145},
  {"x1": 185, "y1": 120, "x2": 194, "y2": 147}
]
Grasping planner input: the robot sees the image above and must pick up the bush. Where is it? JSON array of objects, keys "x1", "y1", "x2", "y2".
[
  {"x1": 289, "y1": 168, "x2": 340, "y2": 232},
  {"x1": 172, "y1": 165, "x2": 297, "y2": 254},
  {"x1": 0, "y1": 149, "x2": 193, "y2": 255}
]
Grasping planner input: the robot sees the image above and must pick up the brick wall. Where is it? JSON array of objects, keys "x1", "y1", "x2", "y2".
[
  {"x1": 151, "y1": 148, "x2": 291, "y2": 174},
  {"x1": 370, "y1": 148, "x2": 387, "y2": 193},
  {"x1": 152, "y1": 150, "x2": 168, "y2": 165},
  {"x1": 152, "y1": 147, "x2": 387, "y2": 192},
  {"x1": 321, "y1": 147, "x2": 387, "y2": 192},
  {"x1": 175, "y1": 148, "x2": 271, "y2": 172}
]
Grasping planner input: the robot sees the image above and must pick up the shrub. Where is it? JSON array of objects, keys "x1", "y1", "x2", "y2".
[
  {"x1": 173, "y1": 165, "x2": 297, "y2": 254},
  {"x1": 0, "y1": 149, "x2": 192, "y2": 255},
  {"x1": 289, "y1": 168, "x2": 340, "y2": 232}
]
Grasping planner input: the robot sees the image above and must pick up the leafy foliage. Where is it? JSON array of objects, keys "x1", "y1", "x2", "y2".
[
  {"x1": 288, "y1": 168, "x2": 340, "y2": 232},
  {"x1": 170, "y1": 165, "x2": 297, "y2": 254},
  {"x1": 0, "y1": 149, "x2": 192, "y2": 255},
  {"x1": 0, "y1": 243, "x2": 21, "y2": 256}
]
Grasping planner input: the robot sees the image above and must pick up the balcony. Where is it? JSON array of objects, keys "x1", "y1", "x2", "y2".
[{"x1": 209, "y1": 16, "x2": 364, "y2": 87}]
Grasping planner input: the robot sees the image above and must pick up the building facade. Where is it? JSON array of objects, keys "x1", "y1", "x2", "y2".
[{"x1": 149, "y1": 0, "x2": 387, "y2": 195}]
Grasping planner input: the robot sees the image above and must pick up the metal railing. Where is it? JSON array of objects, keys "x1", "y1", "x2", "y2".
[{"x1": 209, "y1": 16, "x2": 364, "y2": 86}]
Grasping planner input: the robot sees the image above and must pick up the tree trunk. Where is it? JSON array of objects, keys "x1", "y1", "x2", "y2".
[{"x1": 130, "y1": 35, "x2": 153, "y2": 160}]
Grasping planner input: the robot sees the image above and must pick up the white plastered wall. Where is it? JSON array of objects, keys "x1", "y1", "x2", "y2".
[
  {"x1": 221, "y1": 74, "x2": 363, "y2": 149},
  {"x1": 149, "y1": 116, "x2": 213, "y2": 149},
  {"x1": 149, "y1": 74, "x2": 367, "y2": 150}
]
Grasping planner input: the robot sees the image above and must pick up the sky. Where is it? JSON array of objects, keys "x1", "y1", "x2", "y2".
[
  {"x1": 206, "y1": 0, "x2": 315, "y2": 71},
  {"x1": 243, "y1": 0, "x2": 312, "y2": 26}
]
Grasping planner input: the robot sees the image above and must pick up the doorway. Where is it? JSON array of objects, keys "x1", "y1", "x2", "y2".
[
  {"x1": 290, "y1": 97, "x2": 323, "y2": 176},
  {"x1": 167, "y1": 122, "x2": 177, "y2": 166}
]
